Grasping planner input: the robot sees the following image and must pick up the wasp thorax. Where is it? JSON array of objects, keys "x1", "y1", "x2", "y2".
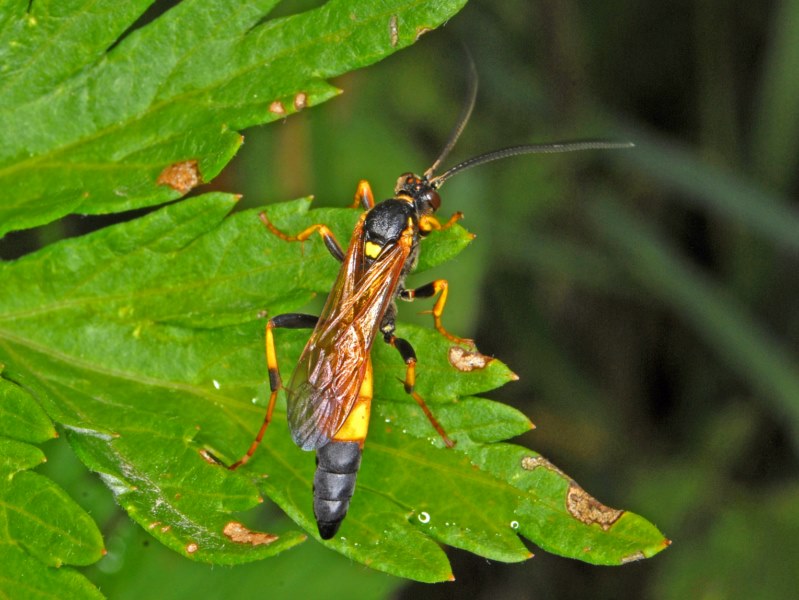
[{"x1": 363, "y1": 199, "x2": 415, "y2": 248}]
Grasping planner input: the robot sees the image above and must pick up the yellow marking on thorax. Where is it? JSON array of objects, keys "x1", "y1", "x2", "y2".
[{"x1": 364, "y1": 240, "x2": 382, "y2": 259}]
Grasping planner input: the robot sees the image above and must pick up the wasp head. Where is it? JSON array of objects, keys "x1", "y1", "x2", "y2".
[{"x1": 394, "y1": 173, "x2": 441, "y2": 215}]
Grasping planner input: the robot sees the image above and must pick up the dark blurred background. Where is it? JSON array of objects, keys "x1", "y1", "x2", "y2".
[{"x1": 6, "y1": 0, "x2": 798, "y2": 598}]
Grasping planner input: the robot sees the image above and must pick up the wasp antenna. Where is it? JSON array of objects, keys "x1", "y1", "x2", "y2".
[
  {"x1": 423, "y1": 51, "x2": 479, "y2": 180},
  {"x1": 429, "y1": 140, "x2": 635, "y2": 189}
]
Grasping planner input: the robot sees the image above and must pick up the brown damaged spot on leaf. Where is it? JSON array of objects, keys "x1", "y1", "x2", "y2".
[
  {"x1": 186, "y1": 542, "x2": 198, "y2": 554},
  {"x1": 621, "y1": 551, "x2": 645, "y2": 564},
  {"x1": 223, "y1": 521, "x2": 279, "y2": 546},
  {"x1": 269, "y1": 100, "x2": 286, "y2": 116},
  {"x1": 521, "y1": 455, "x2": 566, "y2": 477},
  {"x1": 389, "y1": 15, "x2": 399, "y2": 47},
  {"x1": 414, "y1": 26, "x2": 432, "y2": 41},
  {"x1": 526, "y1": 454, "x2": 636, "y2": 536},
  {"x1": 157, "y1": 159, "x2": 201, "y2": 193},
  {"x1": 448, "y1": 346, "x2": 493, "y2": 372},
  {"x1": 566, "y1": 483, "x2": 623, "y2": 531},
  {"x1": 293, "y1": 92, "x2": 308, "y2": 111}
]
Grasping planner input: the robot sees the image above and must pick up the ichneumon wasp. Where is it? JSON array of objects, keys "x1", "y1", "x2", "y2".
[{"x1": 228, "y1": 62, "x2": 632, "y2": 540}]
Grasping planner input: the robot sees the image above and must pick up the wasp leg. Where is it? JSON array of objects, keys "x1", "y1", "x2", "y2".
[
  {"x1": 382, "y1": 329, "x2": 455, "y2": 448},
  {"x1": 229, "y1": 313, "x2": 319, "y2": 470},
  {"x1": 399, "y1": 280, "x2": 474, "y2": 346},
  {"x1": 418, "y1": 211, "x2": 463, "y2": 233},
  {"x1": 351, "y1": 180, "x2": 376, "y2": 210},
  {"x1": 258, "y1": 212, "x2": 345, "y2": 262}
]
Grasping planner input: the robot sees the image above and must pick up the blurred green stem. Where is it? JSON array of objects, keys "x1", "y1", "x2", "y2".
[
  {"x1": 751, "y1": 0, "x2": 799, "y2": 189},
  {"x1": 588, "y1": 198, "x2": 799, "y2": 451}
]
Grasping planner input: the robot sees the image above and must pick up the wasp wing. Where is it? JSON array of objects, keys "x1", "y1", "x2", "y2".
[{"x1": 286, "y1": 220, "x2": 412, "y2": 450}]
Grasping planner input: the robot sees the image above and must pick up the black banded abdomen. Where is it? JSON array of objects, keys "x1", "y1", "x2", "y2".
[{"x1": 313, "y1": 440, "x2": 362, "y2": 539}]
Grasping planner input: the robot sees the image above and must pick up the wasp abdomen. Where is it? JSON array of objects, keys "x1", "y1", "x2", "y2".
[{"x1": 313, "y1": 440, "x2": 362, "y2": 539}]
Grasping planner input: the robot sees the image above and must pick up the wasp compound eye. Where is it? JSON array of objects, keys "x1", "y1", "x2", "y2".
[{"x1": 425, "y1": 189, "x2": 441, "y2": 211}]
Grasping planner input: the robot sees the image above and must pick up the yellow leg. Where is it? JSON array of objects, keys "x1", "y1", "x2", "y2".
[
  {"x1": 229, "y1": 313, "x2": 317, "y2": 470},
  {"x1": 352, "y1": 180, "x2": 376, "y2": 209},
  {"x1": 402, "y1": 279, "x2": 473, "y2": 346},
  {"x1": 258, "y1": 211, "x2": 344, "y2": 261},
  {"x1": 419, "y1": 211, "x2": 464, "y2": 233}
]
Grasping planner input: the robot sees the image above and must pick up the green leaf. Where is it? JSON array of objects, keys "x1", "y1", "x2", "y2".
[
  {"x1": 0, "y1": 378, "x2": 104, "y2": 599},
  {"x1": 0, "y1": 0, "x2": 468, "y2": 237},
  {"x1": 0, "y1": 195, "x2": 668, "y2": 581},
  {"x1": 0, "y1": 0, "x2": 669, "y2": 584},
  {"x1": 86, "y1": 512, "x2": 404, "y2": 600},
  {"x1": 466, "y1": 444, "x2": 670, "y2": 565},
  {"x1": 0, "y1": 371, "x2": 56, "y2": 443}
]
